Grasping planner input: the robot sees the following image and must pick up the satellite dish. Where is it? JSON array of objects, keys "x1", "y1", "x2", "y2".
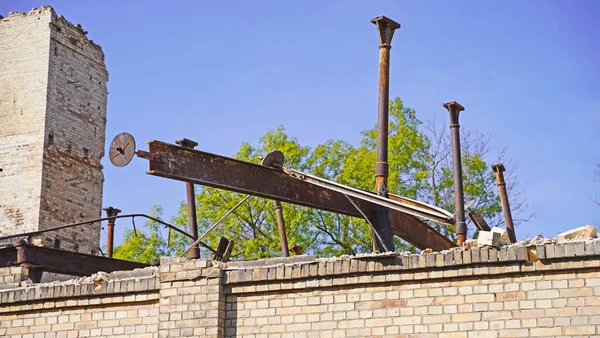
[{"x1": 109, "y1": 132, "x2": 136, "y2": 167}]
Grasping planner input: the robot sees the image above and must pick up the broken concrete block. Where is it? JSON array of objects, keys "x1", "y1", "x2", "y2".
[
  {"x1": 478, "y1": 231, "x2": 500, "y2": 247},
  {"x1": 557, "y1": 225, "x2": 598, "y2": 242},
  {"x1": 491, "y1": 227, "x2": 511, "y2": 245},
  {"x1": 463, "y1": 239, "x2": 478, "y2": 249}
]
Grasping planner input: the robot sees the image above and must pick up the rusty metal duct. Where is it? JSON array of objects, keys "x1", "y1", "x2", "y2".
[
  {"x1": 371, "y1": 15, "x2": 400, "y2": 252},
  {"x1": 492, "y1": 163, "x2": 517, "y2": 243},
  {"x1": 103, "y1": 206, "x2": 121, "y2": 257},
  {"x1": 443, "y1": 101, "x2": 467, "y2": 245},
  {"x1": 176, "y1": 138, "x2": 201, "y2": 259}
]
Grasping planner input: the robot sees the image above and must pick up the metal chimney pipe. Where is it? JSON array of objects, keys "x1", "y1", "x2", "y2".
[
  {"x1": 371, "y1": 16, "x2": 400, "y2": 252},
  {"x1": 443, "y1": 101, "x2": 467, "y2": 245},
  {"x1": 103, "y1": 206, "x2": 121, "y2": 257},
  {"x1": 492, "y1": 163, "x2": 517, "y2": 243},
  {"x1": 176, "y1": 138, "x2": 200, "y2": 259}
]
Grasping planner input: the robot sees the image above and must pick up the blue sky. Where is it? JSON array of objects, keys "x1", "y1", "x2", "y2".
[{"x1": 3, "y1": 1, "x2": 599, "y2": 247}]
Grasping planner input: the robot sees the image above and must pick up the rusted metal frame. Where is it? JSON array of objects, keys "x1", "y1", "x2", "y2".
[
  {"x1": 344, "y1": 194, "x2": 390, "y2": 252},
  {"x1": 387, "y1": 195, "x2": 457, "y2": 249},
  {"x1": 181, "y1": 195, "x2": 252, "y2": 257},
  {"x1": 468, "y1": 211, "x2": 491, "y2": 232},
  {"x1": 0, "y1": 214, "x2": 217, "y2": 255},
  {"x1": 492, "y1": 163, "x2": 517, "y2": 243},
  {"x1": 103, "y1": 206, "x2": 121, "y2": 257},
  {"x1": 371, "y1": 16, "x2": 401, "y2": 252},
  {"x1": 444, "y1": 101, "x2": 467, "y2": 245},
  {"x1": 141, "y1": 141, "x2": 456, "y2": 251},
  {"x1": 176, "y1": 138, "x2": 201, "y2": 259},
  {"x1": 0, "y1": 243, "x2": 149, "y2": 277},
  {"x1": 284, "y1": 168, "x2": 454, "y2": 224}
]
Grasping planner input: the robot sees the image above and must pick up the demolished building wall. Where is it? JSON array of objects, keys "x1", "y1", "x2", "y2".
[
  {"x1": 0, "y1": 7, "x2": 108, "y2": 254},
  {"x1": 1, "y1": 239, "x2": 600, "y2": 337}
]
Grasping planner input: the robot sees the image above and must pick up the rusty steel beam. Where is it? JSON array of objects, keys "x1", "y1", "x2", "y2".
[
  {"x1": 0, "y1": 244, "x2": 149, "y2": 277},
  {"x1": 140, "y1": 141, "x2": 456, "y2": 251}
]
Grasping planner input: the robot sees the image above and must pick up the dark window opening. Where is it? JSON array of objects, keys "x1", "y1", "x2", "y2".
[
  {"x1": 83, "y1": 147, "x2": 89, "y2": 157},
  {"x1": 54, "y1": 239, "x2": 60, "y2": 249},
  {"x1": 48, "y1": 133, "x2": 54, "y2": 145}
]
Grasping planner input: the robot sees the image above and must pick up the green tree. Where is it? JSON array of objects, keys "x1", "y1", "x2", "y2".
[{"x1": 114, "y1": 97, "x2": 533, "y2": 261}]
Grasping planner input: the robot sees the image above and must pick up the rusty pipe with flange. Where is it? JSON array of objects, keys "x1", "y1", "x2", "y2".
[
  {"x1": 103, "y1": 206, "x2": 121, "y2": 257},
  {"x1": 371, "y1": 15, "x2": 400, "y2": 252},
  {"x1": 492, "y1": 163, "x2": 517, "y2": 243},
  {"x1": 443, "y1": 101, "x2": 467, "y2": 245},
  {"x1": 176, "y1": 138, "x2": 201, "y2": 259}
]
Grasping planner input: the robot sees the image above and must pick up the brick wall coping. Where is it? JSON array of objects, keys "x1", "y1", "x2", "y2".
[
  {"x1": 154, "y1": 239, "x2": 600, "y2": 291},
  {"x1": 0, "y1": 267, "x2": 158, "y2": 310},
  {"x1": 2, "y1": 239, "x2": 599, "y2": 309}
]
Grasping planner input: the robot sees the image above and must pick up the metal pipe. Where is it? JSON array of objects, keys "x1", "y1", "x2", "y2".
[
  {"x1": 176, "y1": 138, "x2": 200, "y2": 259},
  {"x1": 443, "y1": 101, "x2": 467, "y2": 245},
  {"x1": 103, "y1": 206, "x2": 121, "y2": 257},
  {"x1": 181, "y1": 195, "x2": 252, "y2": 257},
  {"x1": 371, "y1": 15, "x2": 400, "y2": 252},
  {"x1": 492, "y1": 163, "x2": 517, "y2": 243},
  {"x1": 273, "y1": 200, "x2": 290, "y2": 257},
  {"x1": 260, "y1": 150, "x2": 290, "y2": 257}
]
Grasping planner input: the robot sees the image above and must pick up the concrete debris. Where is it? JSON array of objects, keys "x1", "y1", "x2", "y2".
[
  {"x1": 463, "y1": 239, "x2": 479, "y2": 249},
  {"x1": 478, "y1": 230, "x2": 500, "y2": 247},
  {"x1": 557, "y1": 225, "x2": 598, "y2": 242},
  {"x1": 491, "y1": 227, "x2": 511, "y2": 245}
]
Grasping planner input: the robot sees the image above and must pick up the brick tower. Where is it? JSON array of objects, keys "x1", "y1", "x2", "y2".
[{"x1": 0, "y1": 7, "x2": 108, "y2": 254}]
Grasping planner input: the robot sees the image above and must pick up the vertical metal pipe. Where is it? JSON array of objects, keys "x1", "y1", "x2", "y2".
[
  {"x1": 261, "y1": 150, "x2": 290, "y2": 257},
  {"x1": 103, "y1": 206, "x2": 121, "y2": 257},
  {"x1": 443, "y1": 101, "x2": 467, "y2": 245},
  {"x1": 371, "y1": 16, "x2": 400, "y2": 252},
  {"x1": 273, "y1": 200, "x2": 290, "y2": 257},
  {"x1": 176, "y1": 138, "x2": 200, "y2": 259},
  {"x1": 492, "y1": 163, "x2": 517, "y2": 243}
]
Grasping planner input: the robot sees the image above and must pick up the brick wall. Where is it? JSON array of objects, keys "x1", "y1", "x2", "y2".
[
  {"x1": 1, "y1": 239, "x2": 600, "y2": 337},
  {"x1": 0, "y1": 268, "x2": 160, "y2": 337},
  {"x1": 0, "y1": 7, "x2": 108, "y2": 254},
  {"x1": 0, "y1": 9, "x2": 52, "y2": 236}
]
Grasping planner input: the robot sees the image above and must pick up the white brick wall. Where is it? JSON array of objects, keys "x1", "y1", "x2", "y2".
[{"x1": 0, "y1": 7, "x2": 108, "y2": 254}]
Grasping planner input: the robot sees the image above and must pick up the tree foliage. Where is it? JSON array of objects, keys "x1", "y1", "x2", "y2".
[{"x1": 114, "y1": 97, "x2": 533, "y2": 261}]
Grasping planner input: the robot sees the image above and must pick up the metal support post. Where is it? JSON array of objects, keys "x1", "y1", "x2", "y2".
[
  {"x1": 492, "y1": 163, "x2": 517, "y2": 243},
  {"x1": 261, "y1": 150, "x2": 290, "y2": 257},
  {"x1": 176, "y1": 138, "x2": 200, "y2": 259},
  {"x1": 443, "y1": 101, "x2": 467, "y2": 245},
  {"x1": 371, "y1": 15, "x2": 400, "y2": 252},
  {"x1": 103, "y1": 206, "x2": 121, "y2": 257}
]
